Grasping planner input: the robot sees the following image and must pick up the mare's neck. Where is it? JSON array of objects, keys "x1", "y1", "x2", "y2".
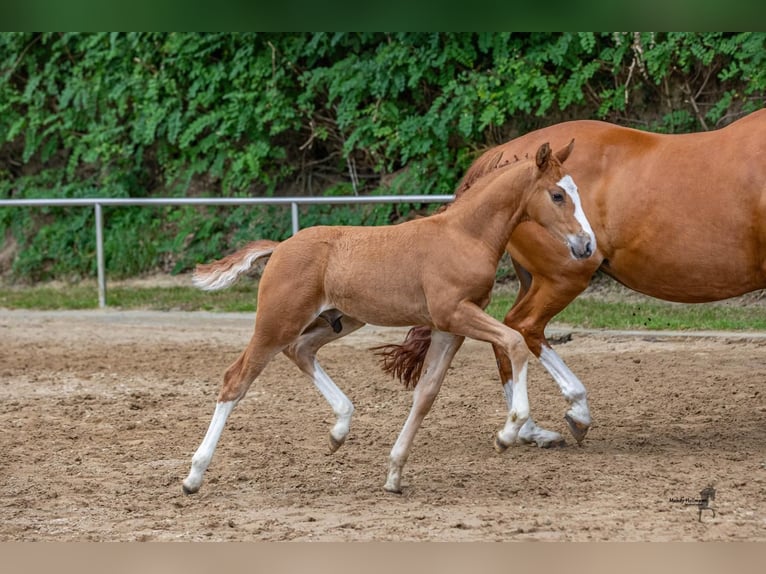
[{"x1": 444, "y1": 164, "x2": 532, "y2": 260}]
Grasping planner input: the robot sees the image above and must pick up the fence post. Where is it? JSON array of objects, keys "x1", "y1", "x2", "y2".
[
  {"x1": 95, "y1": 203, "x2": 106, "y2": 308},
  {"x1": 291, "y1": 201, "x2": 299, "y2": 235}
]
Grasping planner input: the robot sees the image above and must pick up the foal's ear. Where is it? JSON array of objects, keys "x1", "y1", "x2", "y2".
[
  {"x1": 555, "y1": 139, "x2": 575, "y2": 164},
  {"x1": 535, "y1": 142, "x2": 552, "y2": 169}
]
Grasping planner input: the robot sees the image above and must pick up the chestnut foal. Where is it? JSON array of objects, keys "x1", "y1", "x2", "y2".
[{"x1": 182, "y1": 141, "x2": 595, "y2": 494}]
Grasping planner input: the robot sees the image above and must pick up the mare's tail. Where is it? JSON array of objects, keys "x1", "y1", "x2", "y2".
[
  {"x1": 192, "y1": 240, "x2": 279, "y2": 291},
  {"x1": 372, "y1": 325, "x2": 433, "y2": 389}
]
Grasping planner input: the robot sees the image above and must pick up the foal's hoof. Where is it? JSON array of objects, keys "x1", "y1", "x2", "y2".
[
  {"x1": 182, "y1": 482, "x2": 199, "y2": 495},
  {"x1": 328, "y1": 433, "x2": 347, "y2": 453},
  {"x1": 564, "y1": 414, "x2": 590, "y2": 445},
  {"x1": 383, "y1": 483, "x2": 403, "y2": 495},
  {"x1": 494, "y1": 435, "x2": 510, "y2": 453}
]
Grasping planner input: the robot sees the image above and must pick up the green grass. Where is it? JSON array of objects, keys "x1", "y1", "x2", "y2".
[
  {"x1": 0, "y1": 282, "x2": 257, "y2": 312},
  {"x1": 1, "y1": 281, "x2": 765, "y2": 332},
  {"x1": 486, "y1": 293, "x2": 766, "y2": 331}
]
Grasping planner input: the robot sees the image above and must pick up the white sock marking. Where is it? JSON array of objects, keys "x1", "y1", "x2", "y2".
[
  {"x1": 184, "y1": 400, "x2": 236, "y2": 492},
  {"x1": 498, "y1": 362, "x2": 530, "y2": 444},
  {"x1": 312, "y1": 360, "x2": 354, "y2": 440},
  {"x1": 539, "y1": 345, "x2": 591, "y2": 425}
]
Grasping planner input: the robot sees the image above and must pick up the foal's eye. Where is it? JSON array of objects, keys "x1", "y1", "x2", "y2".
[{"x1": 551, "y1": 191, "x2": 565, "y2": 204}]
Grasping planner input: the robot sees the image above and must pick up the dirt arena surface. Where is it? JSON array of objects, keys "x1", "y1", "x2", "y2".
[{"x1": 1, "y1": 308, "x2": 765, "y2": 541}]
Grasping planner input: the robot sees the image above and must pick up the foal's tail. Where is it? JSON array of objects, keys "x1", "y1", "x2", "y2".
[{"x1": 192, "y1": 240, "x2": 279, "y2": 291}]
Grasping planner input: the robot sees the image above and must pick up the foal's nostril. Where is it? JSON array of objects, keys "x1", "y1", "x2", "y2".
[
  {"x1": 568, "y1": 235, "x2": 595, "y2": 259},
  {"x1": 572, "y1": 239, "x2": 592, "y2": 259}
]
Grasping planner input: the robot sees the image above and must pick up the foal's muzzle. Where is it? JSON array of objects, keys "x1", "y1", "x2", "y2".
[{"x1": 568, "y1": 233, "x2": 595, "y2": 260}]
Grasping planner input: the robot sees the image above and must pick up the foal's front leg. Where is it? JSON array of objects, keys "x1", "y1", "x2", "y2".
[
  {"x1": 436, "y1": 300, "x2": 534, "y2": 454},
  {"x1": 492, "y1": 345, "x2": 566, "y2": 449},
  {"x1": 385, "y1": 330, "x2": 464, "y2": 493}
]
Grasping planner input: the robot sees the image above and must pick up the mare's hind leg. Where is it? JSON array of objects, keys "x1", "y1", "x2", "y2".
[
  {"x1": 385, "y1": 331, "x2": 464, "y2": 493},
  {"x1": 283, "y1": 313, "x2": 365, "y2": 452}
]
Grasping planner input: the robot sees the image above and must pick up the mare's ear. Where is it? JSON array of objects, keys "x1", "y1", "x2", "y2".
[
  {"x1": 554, "y1": 139, "x2": 575, "y2": 164},
  {"x1": 535, "y1": 142, "x2": 552, "y2": 169}
]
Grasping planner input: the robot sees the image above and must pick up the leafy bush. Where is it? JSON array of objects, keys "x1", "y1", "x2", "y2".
[{"x1": 1, "y1": 32, "x2": 764, "y2": 280}]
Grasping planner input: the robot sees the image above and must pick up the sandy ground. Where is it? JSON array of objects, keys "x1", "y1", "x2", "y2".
[{"x1": 1, "y1": 308, "x2": 765, "y2": 541}]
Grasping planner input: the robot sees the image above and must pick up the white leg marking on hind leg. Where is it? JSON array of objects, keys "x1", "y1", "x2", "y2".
[
  {"x1": 312, "y1": 360, "x2": 354, "y2": 444},
  {"x1": 539, "y1": 345, "x2": 591, "y2": 425},
  {"x1": 183, "y1": 400, "x2": 236, "y2": 493}
]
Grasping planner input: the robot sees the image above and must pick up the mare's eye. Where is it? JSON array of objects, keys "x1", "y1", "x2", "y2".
[{"x1": 551, "y1": 191, "x2": 565, "y2": 204}]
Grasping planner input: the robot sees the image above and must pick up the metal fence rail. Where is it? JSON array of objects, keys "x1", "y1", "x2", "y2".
[{"x1": 0, "y1": 195, "x2": 454, "y2": 307}]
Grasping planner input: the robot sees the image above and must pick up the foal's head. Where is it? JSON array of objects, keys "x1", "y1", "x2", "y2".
[{"x1": 525, "y1": 141, "x2": 595, "y2": 260}]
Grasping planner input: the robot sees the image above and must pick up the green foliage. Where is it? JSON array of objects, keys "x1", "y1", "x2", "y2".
[{"x1": 1, "y1": 32, "x2": 764, "y2": 280}]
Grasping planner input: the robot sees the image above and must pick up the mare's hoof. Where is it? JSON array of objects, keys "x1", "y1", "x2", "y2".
[
  {"x1": 329, "y1": 433, "x2": 346, "y2": 453},
  {"x1": 494, "y1": 435, "x2": 510, "y2": 453},
  {"x1": 383, "y1": 484, "x2": 403, "y2": 495},
  {"x1": 564, "y1": 414, "x2": 590, "y2": 445},
  {"x1": 540, "y1": 436, "x2": 567, "y2": 449}
]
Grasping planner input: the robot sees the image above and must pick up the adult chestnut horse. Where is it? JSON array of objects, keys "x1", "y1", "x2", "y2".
[
  {"x1": 377, "y1": 108, "x2": 766, "y2": 449},
  {"x1": 182, "y1": 142, "x2": 595, "y2": 495}
]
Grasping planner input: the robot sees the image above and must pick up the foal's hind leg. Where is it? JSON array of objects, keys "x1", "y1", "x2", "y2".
[
  {"x1": 182, "y1": 338, "x2": 283, "y2": 494},
  {"x1": 283, "y1": 314, "x2": 365, "y2": 453}
]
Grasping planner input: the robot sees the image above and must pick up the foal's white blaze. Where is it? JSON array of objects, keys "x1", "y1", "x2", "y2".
[
  {"x1": 539, "y1": 345, "x2": 591, "y2": 426},
  {"x1": 557, "y1": 175, "x2": 596, "y2": 253},
  {"x1": 183, "y1": 400, "x2": 236, "y2": 493}
]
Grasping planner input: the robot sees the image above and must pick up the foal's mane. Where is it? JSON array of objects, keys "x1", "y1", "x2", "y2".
[
  {"x1": 456, "y1": 149, "x2": 527, "y2": 196},
  {"x1": 434, "y1": 149, "x2": 528, "y2": 215}
]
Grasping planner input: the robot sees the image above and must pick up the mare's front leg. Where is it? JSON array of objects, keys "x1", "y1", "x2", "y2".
[
  {"x1": 283, "y1": 313, "x2": 365, "y2": 452},
  {"x1": 494, "y1": 257, "x2": 594, "y2": 447},
  {"x1": 385, "y1": 330, "x2": 464, "y2": 494}
]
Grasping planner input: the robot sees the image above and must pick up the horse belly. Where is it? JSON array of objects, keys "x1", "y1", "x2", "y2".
[
  {"x1": 326, "y1": 274, "x2": 430, "y2": 327},
  {"x1": 606, "y1": 241, "x2": 764, "y2": 303},
  {"x1": 594, "y1": 149, "x2": 766, "y2": 302}
]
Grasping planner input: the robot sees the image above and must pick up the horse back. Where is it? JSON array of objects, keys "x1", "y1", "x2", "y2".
[{"x1": 489, "y1": 109, "x2": 766, "y2": 301}]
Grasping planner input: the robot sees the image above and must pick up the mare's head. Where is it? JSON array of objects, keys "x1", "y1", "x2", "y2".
[{"x1": 525, "y1": 141, "x2": 595, "y2": 260}]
